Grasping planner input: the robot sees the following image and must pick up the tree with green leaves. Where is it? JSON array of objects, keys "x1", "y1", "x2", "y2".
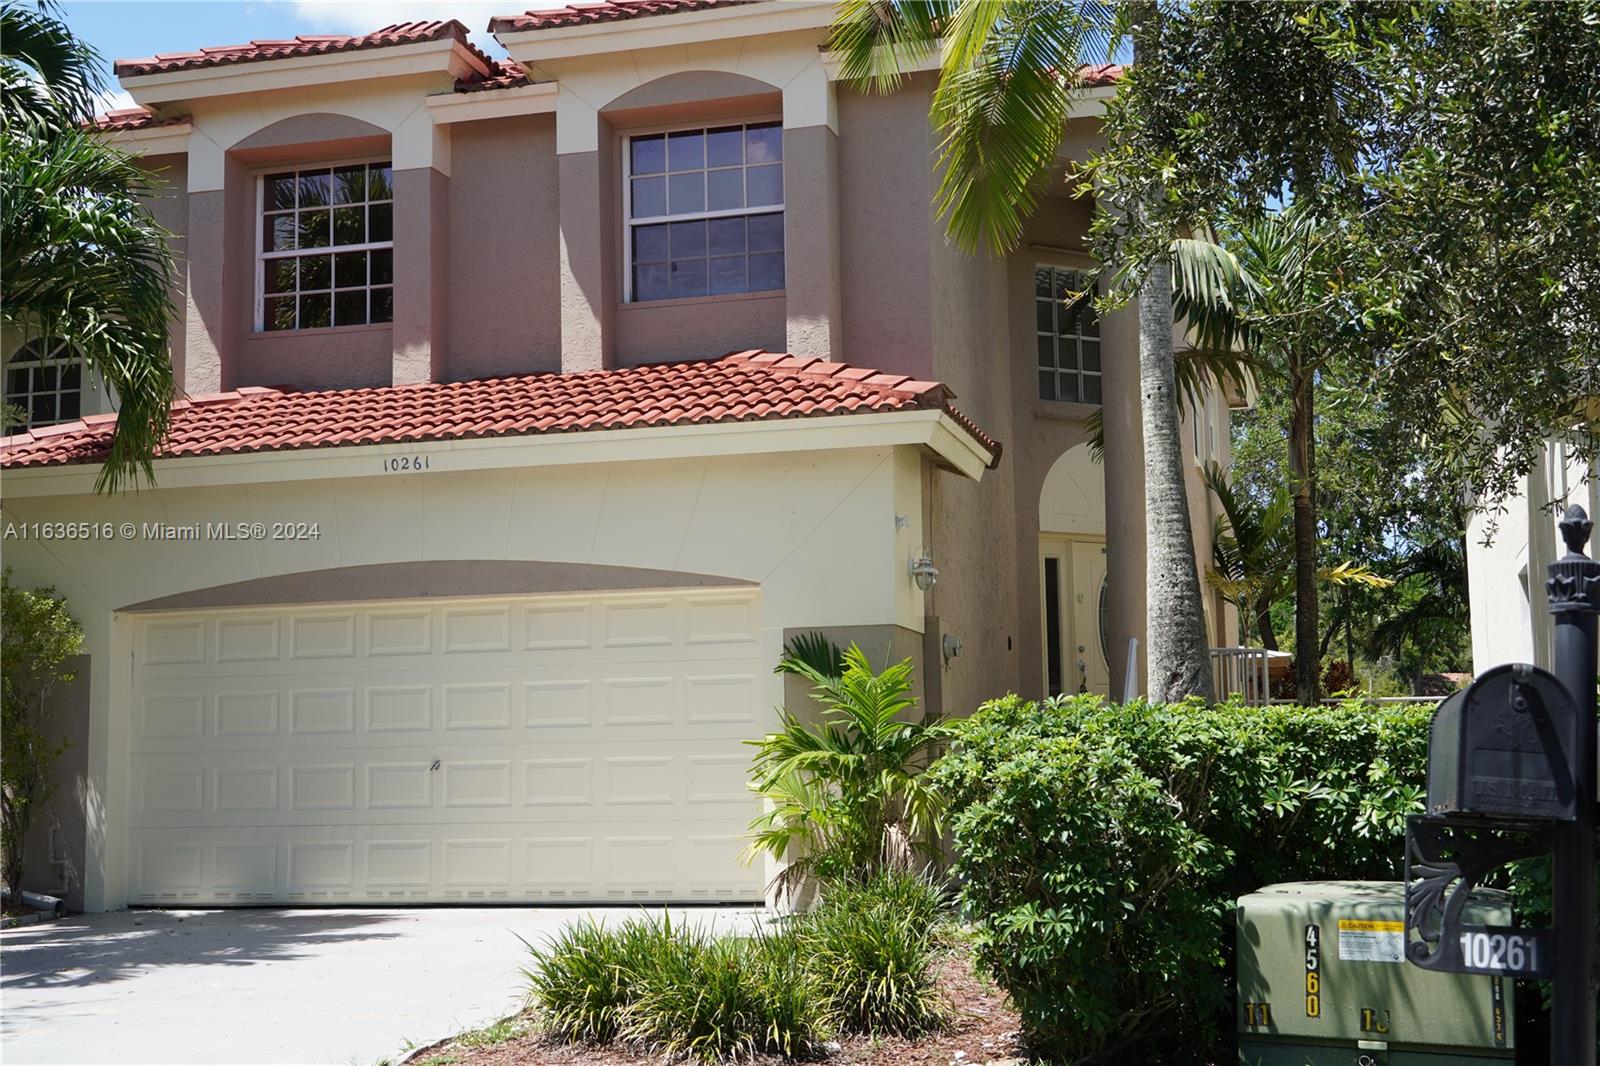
[
  {"x1": 1, "y1": 1, "x2": 176, "y2": 491},
  {"x1": 1087, "y1": 0, "x2": 1598, "y2": 516},
  {"x1": 830, "y1": 0, "x2": 1265, "y2": 701},
  {"x1": 0, "y1": 571, "x2": 83, "y2": 903}
]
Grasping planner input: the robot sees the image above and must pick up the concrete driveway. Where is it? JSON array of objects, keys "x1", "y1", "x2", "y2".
[{"x1": 1, "y1": 906, "x2": 764, "y2": 1066}]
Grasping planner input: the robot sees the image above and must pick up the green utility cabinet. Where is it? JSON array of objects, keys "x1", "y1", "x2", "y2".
[{"x1": 1237, "y1": 881, "x2": 1514, "y2": 1065}]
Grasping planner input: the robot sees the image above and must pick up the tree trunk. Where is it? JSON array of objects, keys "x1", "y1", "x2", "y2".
[
  {"x1": 1139, "y1": 260, "x2": 1215, "y2": 702},
  {"x1": 1253, "y1": 595, "x2": 1278, "y2": 651},
  {"x1": 1290, "y1": 363, "x2": 1319, "y2": 703}
]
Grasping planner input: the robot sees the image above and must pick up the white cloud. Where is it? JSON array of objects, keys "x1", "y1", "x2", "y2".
[
  {"x1": 286, "y1": 1, "x2": 513, "y2": 56},
  {"x1": 94, "y1": 87, "x2": 137, "y2": 116}
]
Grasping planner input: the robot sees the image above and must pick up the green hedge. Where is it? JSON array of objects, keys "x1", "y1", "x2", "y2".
[{"x1": 931, "y1": 695, "x2": 1431, "y2": 1064}]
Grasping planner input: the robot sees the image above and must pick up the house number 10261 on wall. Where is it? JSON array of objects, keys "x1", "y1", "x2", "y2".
[{"x1": 382, "y1": 455, "x2": 430, "y2": 472}]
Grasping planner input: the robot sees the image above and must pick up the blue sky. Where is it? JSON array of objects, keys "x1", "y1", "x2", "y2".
[{"x1": 62, "y1": 1, "x2": 513, "y2": 111}]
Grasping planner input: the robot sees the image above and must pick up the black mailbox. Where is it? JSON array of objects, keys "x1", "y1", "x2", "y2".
[{"x1": 1427, "y1": 663, "x2": 1580, "y2": 822}]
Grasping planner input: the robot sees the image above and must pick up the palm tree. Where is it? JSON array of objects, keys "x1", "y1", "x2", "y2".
[
  {"x1": 1, "y1": 1, "x2": 175, "y2": 491},
  {"x1": 1204, "y1": 205, "x2": 1364, "y2": 701},
  {"x1": 1204, "y1": 461, "x2": 1391, "y2": 656},
  {"x1": 830, "y1": 1, "x2": 1229, "y2": 701},
  {"x1": 745, "y1": 645, "x2": 949, "y2": 900},
  {"x1": 1203, "y1": 461, "x2": 1293, "y2": 649}
]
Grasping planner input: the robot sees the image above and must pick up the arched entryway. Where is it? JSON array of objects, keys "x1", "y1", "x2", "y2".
[{"x1": 1039, "y1": 444, "x2": 1109, "y2": 696}]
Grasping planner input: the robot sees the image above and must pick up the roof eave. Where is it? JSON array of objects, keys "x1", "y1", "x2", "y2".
[
  {"x1": 493, "y1": 1, "x2": 833, "y2": 63},
  {"x1": 120, "y1": 36, "x2": 485, "y2": 106},
  {"x1": 0, "y1": 408, "x2": 996, "y2": 499}
]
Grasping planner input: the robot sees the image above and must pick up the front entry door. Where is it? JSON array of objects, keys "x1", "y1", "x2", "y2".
[{"x1": 1041, "y1": 536, "x2": 1110, "y2": 697}]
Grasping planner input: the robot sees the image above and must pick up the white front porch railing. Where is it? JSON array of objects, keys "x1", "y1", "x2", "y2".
[{"x1": 1210, "y1": 646, "x2": 1286, "y2": 705}]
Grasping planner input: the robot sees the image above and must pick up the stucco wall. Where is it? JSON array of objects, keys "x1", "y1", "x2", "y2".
[
  {"x1": 925, "y1": 206, "x2": 1021, "y2": 717},
  {"x1": 447, "y1": 115, "x2": 561, "y2": 379},
  {"x1": 836, "y1": 78, "x2": 936, "y2": 377},
  {"x1": 614, "y1": 294, "x2": 786, "y2": 366},
  {"x1": 19, "y1": 656, "x2": 89, "y2": 912},
  {"x1": 1467, "y1": 448, "x2": 1598, "y2": 672},
  {"x1": 142, "y1": 154, "x2": 189, "y2": 394},
  {"x1": 0, "y1": 441, "x2": 936, "y2": 910},
  {"x1": 235, "y1": 324, "x2": 393, "y2": 391}
]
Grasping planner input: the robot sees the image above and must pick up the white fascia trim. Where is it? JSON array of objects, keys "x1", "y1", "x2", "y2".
[
  {"x1": 122, "y1": 38, "x2": 479, "y2": 105},
  {"x1": 495, "y1": 1, "x2": 834, "y2": 63},
  {"x1": 93, "y1": 122, "x2": 192, "y2": 157},
  {"x1": 1066, "y1": 85, "x2": 1117, "y2": 119},
  {"x1": 426, "y1": 80, "x2": 558, "y2": 124},
  {"x1": 820, "y1": 45, "x2": 943, "y2": 82},
  {"x1": 1, "y1": 409, "x2": 994, "y2": 498}
]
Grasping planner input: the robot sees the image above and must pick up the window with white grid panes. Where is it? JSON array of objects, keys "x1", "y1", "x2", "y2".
[
  {"x1": 5, "y1": 337, "x2": 84, "y2": 428},
  {"x1": 625, "y1": 123, "x2": 784, "y2": 302},
  {"x1": 1035, "y1": 266, "x2": 1101, "y2": 404},
  {"x1": 258, "y1": 162, "x2": 393, "y2": 330}
]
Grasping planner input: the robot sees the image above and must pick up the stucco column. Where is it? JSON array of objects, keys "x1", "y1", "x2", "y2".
[
  {"x1": 555, "y1": 100, "x2": 616, "y2": 373},
  {"x1": 181, "y1": 142, "x2": 236, "y2": 396},
  {"x1": 781, "y1": 125, "x2": 841, "y2": 359},
  {"x1": 1100, "y1": 300, "x2": 1146, "y2": 698},
  {"x1": 781, "y1": 67, "x2": 840, "y2": 360},
  {"x1": 391, "y1": 166, "x2": 451, "y2": 385}
]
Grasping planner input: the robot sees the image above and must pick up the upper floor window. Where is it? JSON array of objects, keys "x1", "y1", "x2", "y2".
[
  {"x1": 5, "y1": 337, "x2": 83, "y2": 429},
  {"x1": 1035, "y1": 266, "x2": 1101, "y2": 404},
  {"x1": 625, "y1": 123, "x2": 784, "y2": 302},
  {"x1": 258, "y1": 162, "x2": 394, "y2": 331}
]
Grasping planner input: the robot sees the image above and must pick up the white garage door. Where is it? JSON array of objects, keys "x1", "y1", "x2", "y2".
[{"x1": 128, "y1": 589, "x2": 767, "y2": 905}]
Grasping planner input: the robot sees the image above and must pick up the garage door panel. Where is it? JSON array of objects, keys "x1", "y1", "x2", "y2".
[{"x1": 129, "y1": 589, "x2": 766, "y2": 904}]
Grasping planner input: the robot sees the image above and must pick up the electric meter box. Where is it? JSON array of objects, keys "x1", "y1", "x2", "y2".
[{"x1": 1237, "y1": 881, "x2": 1514, "y2": 1065}]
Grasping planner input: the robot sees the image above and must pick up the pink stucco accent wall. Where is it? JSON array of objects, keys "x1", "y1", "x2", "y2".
[{"x1": 448, "y1": 114, "x2": 562, "y2": 379}]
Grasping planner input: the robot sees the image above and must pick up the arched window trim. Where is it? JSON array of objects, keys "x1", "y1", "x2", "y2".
[{"x1": 5, "y1": 337, "x2": 85, "y2": 429}]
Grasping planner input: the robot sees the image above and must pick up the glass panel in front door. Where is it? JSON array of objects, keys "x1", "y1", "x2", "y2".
[{"x1": 1070, "y1": 541, "x2": 1110, "y2": 695}]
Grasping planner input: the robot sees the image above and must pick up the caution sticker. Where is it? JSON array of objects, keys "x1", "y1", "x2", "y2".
[{"x1": 1337, "y1": 918, "x2": 1405, "y2": 963}]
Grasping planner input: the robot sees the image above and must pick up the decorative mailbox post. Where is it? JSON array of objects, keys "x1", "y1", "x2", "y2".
[{"x1": 1406, "y1": 504, "x2": 1599, "y2": 1066}]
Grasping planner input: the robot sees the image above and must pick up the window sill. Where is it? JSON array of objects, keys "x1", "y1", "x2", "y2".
[
  {"x1": 248, "y1": 323, "x2": 394, "y2": 341},
  {"x1": 618, "y1": 289, "x2": 784, "y2": 312},
  {"x1": 1033, "y1": 400, "x2": 1101, "y2": 422}
]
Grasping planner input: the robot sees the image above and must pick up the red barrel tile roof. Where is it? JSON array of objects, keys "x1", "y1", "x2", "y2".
[
  {"x1": 1079, "y1": 63, "x2": 1125, "y2": 87},
  {"x1": 0, "y1": 352, "x2": 1000, "y2": 471},
  {"x1": 489, "y1": 0, "x2": 757, "y2": 34},
  {"x1": 113, "y1": 20, "x2": 493, "y2": 78},
  {"x1": 89, "y1": 107, "x2": 188, "y2": 131},
  {"x1": 455, "y1": 58, "x2": 532, "y2": 93}
]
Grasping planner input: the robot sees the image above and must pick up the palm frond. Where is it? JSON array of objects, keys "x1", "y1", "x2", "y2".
[
  {"x1": 1318, "y1": 561, "x2": 1395, "y2": 589},
  {"x1": 1, "y1": 126, "x2": 176, "y2": 491},
  {"x1": 1, "y1": 2, "x2": 104, "y2": 130},
  {"x1": 776, "y1": 631, "x2": 847, "y2": 680},
  {"x1": 828, "y1": 0, "x2": 952, "y2": 93},
  {"x1": 930, "y1": 1, "x2": 1106, "y2": 253}
]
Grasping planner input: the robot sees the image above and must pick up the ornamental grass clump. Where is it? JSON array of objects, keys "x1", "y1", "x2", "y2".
[
  {"x1": 619, "y1": 924, "x2": 825, "y2": 1063},
  {"x1": 802, "y1": 871, "x2": 948, "y2": 1036},
  {"x1": 519, "y1": 912, "x2": 679, "y2": 1043},
  {"x1": 518, "y1": 872, "x2": 948, "y2": 1061}
]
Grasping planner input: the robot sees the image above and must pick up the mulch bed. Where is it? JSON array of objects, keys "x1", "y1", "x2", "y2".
[{"x1": 416, "y1": 949, "x2": 1028, "y2": 1066}]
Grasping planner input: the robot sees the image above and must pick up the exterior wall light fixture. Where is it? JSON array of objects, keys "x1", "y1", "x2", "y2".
[{"x1": 910, "y1": 550, "x2": 939, "y2": 592}]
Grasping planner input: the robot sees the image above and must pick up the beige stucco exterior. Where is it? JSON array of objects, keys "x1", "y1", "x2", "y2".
[{"x1": 2, "y1": 4, "x2": 1244, "y2": 908}]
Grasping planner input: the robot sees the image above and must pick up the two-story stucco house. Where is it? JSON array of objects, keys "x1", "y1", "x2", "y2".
[{"x1": 0, "y1": 1, "x2": 1239, "y2": 912}]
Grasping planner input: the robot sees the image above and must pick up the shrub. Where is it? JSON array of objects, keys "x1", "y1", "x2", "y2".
[
  {"x1": 620, "y1": 925, "x2": 825, "y2": 1062},
  {"x1": 932, "y1": 694, "x2": 1430, "y2": 1064},
  {"x1": 1, "y1": 572, "x2": 83, "y2": 901},
  {"x1": 519, "y1": 913, "x2": 679, "y2": 1043},
  {"x1": 521, "y1": 872, "x2": 947, "y2": 1060},
  {"x1": 745, "y1": 644, "x2": 950, "y2": 899},
  {"x1": 802, "y1": 871, "x2": 947, "y2": 1036}
]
